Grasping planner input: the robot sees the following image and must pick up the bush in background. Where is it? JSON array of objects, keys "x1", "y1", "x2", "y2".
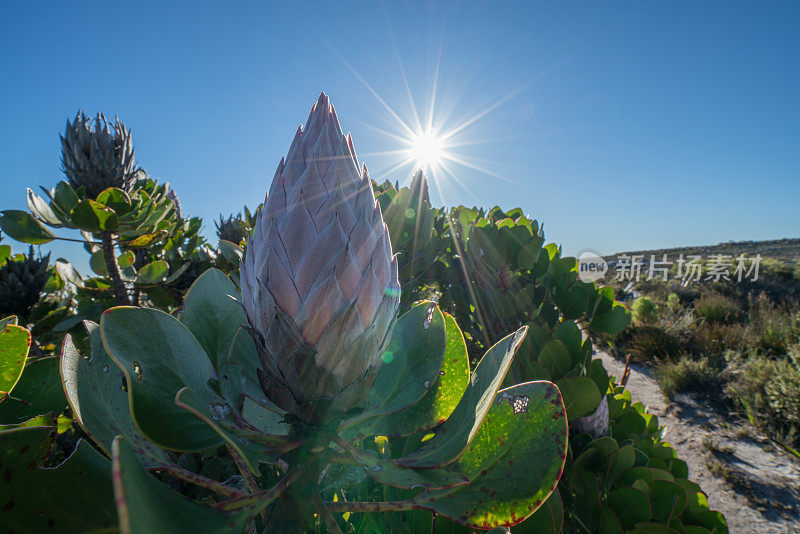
[
  {"x1": 632, "y1": 295, "x2": 659, "y2": 325},
  {"x1": 694, "y1": 293, "x2": 742, "y2": 324},
  {"x1": 656, "y1": 355, "x2": 725, "y2": 398}
]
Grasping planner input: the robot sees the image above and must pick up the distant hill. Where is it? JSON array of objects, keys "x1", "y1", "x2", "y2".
[{"x1": 606, "y1": 238, "x2": 800, "y2": 264}]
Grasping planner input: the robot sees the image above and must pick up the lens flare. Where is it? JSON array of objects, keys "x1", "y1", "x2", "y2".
[{"x1": 408, "y1": 129, "x2": 444, "y2": 170}]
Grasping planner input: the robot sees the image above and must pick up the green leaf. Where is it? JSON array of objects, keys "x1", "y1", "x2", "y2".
[
  {"x1": 630, "y1": 522, "x2": 680, "y2": 533},
  {"x1": 514, "y1": 490, "x2": 563, "y2": 533},
  {"x1": 365, "y1": 459, "x2": 469, "y2": 491},
  {"x1": 0, "y1": 323, "x2": 31, "y2": 400},
  {"x1": 412, "y1": 381, "x2": 568, "y2": 529},
  {"x1": 179, "y1": 269, "x2": 244, "y2": 373},
  {"x1": 355, "y1": 312, "x2": 469, "y2": 437},
  {"x1": 70, "y1": 199, "x2": 119, "y2": 232},
  {"x1": 344, "y1": 302, "x2": 447, "y2": 427},
  {"x1": 96, "y1": 187, "x2": 133, "y2": 216},
  {"x1": 219, "y1": 239, "x2": 244, "y2": 263},
  {"x1": 538, "y1": 340, "x2": 572, "y2": 380},
  {"x1": 165, "y1": 262, "x2": 191, "y2": 284},
  {"x1": 0, "y1": 356, "x2": 66, "y2": 424},
  {"x1": 0, "y1": 426, "x2": 117, "y2": 532},
  {"x1": 89, "y1": 250, "x2": 109, "y2": 276},
  {"x1": 599, "y1": 506, "x2": 624, "y2": 534},
  {"x1": 0, "y1": 245, "x2": 10, "y2": 265},
  {"x1": 118, "y1": 250, "x2": 135, "y2": 268},
  {"x1": 396, "y1": 327, "x2": 527, "y2": 469},
  {"x1": 100, "y1": 307, "x2": 223, "y2": 451},
  {"x1": 220, "y1": 327, "x2": 272, "y2": 415},
  {"x1": 608, "y1": 487, "x2": 652, "y2": 529},
  {"x1": 590, "y1": 358, "x2": 610, "y2": 396},
  {"x1": 591, "y1": 302, "x2": 631, "y2": 335},
  {"x1": 0, "y1": 210, "x2": 55, "y2": 244},
  {"x1": 53, "y1": 181, "x2": 80, "y2": 212},
  {"x1": 125, "y1": 232, "x2": 161, "y2": 247},
  {"x1": 61, "y1": 323, "x2": 175, "y2": 469},
  {"x1": 135, "y1": 260, "x2": 169, "y2": 284},
  {"x1": 651, "y1": 480, "x2": 686, "y2": 523},
  {"x1": 556, "y1": 376, "x2": 602, "y2": 419},
  {"x1": 112, "y1": 436, "x2": 250, "y2": 534}
]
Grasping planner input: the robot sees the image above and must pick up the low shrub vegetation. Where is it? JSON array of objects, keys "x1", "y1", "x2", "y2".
[{"x1": 609, "y1": 261, "x2": 800, "y2": 451}]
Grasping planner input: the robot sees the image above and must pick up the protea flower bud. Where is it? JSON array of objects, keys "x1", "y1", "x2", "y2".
[
  {"x1": 60, "y1": 111, "x2": 137, "y2": 198},
  {"x1": 0, "y1": 246, "x2": 50, "y2": 320},
  {"x1": 240, "y1": 93, "x2": 400, "y2": 425},
  {"x1": 216, "y1": 213, "x2": 250, "y2": 245}
]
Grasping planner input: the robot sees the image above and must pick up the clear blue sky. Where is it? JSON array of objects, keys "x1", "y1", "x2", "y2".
[{"x1": 1, "y1": 1, "x2": 798, "y2": 272}]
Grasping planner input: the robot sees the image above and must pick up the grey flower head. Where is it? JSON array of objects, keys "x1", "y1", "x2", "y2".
[{"x1": 239, "y1": 92, "x2": 401, "y2": 424}]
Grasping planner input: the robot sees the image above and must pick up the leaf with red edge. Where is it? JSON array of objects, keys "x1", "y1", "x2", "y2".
[{"x1": 412, "y1": 381, "x2": 568, "y2": 530}]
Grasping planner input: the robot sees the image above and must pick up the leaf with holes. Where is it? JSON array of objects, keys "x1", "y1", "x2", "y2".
[
  {"x1": 354, "y1": 311, "x2": 469, "y2": 437},
  {"x1": 412, "y1": 381, "x2": 568, "y2": 529},
  {"x1": 0, "y1": 322, "x2": 31, "y2": 400},
  {"x1": 61, "y1": 322, "x2": 175, "y2": 469},
  {"x1": 0, "y1": 426, "x2": 117, "y2": 532},
  {"x1": 112, "y1": 436, "x2": 251, "y2": 533},
  {"x1": 341, "y1": 301, "x2": 446, "y2": 430},
  {"x1": 100, "y1": 306, "x2": 223, "y2": 451},
  {"x1": 395, "y1": 327, "x2": 527, "y2": 469}
]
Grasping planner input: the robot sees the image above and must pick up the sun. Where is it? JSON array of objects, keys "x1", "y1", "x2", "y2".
[{"x1": 408, "y1": 129, "x2": 445, "y2": 170}]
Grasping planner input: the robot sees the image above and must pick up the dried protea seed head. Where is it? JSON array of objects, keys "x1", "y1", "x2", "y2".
[
  {"x1": 240, "y1": 92, "x2": 401, "y2": 425},
  {"x1": 0, "y1": 246, "x2": 50, "y2": 321},
  {"x1": 60, "y1": 111, "x2": 138, "y2": 198},
  {"x1": 215, "y1": 213, "x2": 250, "y2": 245}
]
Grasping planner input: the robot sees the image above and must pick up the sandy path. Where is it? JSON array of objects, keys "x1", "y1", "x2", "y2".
[{"x1": 594, "y1": 349, "x2": 800, "y2": 533}]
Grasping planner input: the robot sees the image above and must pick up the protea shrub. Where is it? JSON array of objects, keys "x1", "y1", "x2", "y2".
[
  {"x1": 0, "y1": 92, "x2": 568, "y2": 533},
  {"x1": 240, "y1": 92, "x2": 401, "y2": 425},
  {"x1": 60, "y1": 111, "x2": 138, "y2": 198}
]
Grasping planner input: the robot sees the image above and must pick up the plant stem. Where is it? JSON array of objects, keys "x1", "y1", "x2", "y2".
[
  {"x1": 332, "y1": 435, "x2": 361, "y2": 460},
  {"x1": 51, "y1": 236, "x2": 94, "y2": 244},
  {"x1": 327, "y1": 453, "x2": 359, "y2": 466},
  {"x1": 312, "y1": 495, "x2": 343, "y2": 534},
  {"x1": 211, "y1": 466, "x2": 306, "y2": 512},
  {"x1": 226, "y1": 444, "x2": 259, "y2": 494},
  {"x1": 323, "y1": 500, "x2": 420, "y2": 513},
  {"x1": 101, "y1": 231, "x2": 131, "y2": 306},
  {"x1": 158, "y1": 466, "x2": 246, "y2": 499}
]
